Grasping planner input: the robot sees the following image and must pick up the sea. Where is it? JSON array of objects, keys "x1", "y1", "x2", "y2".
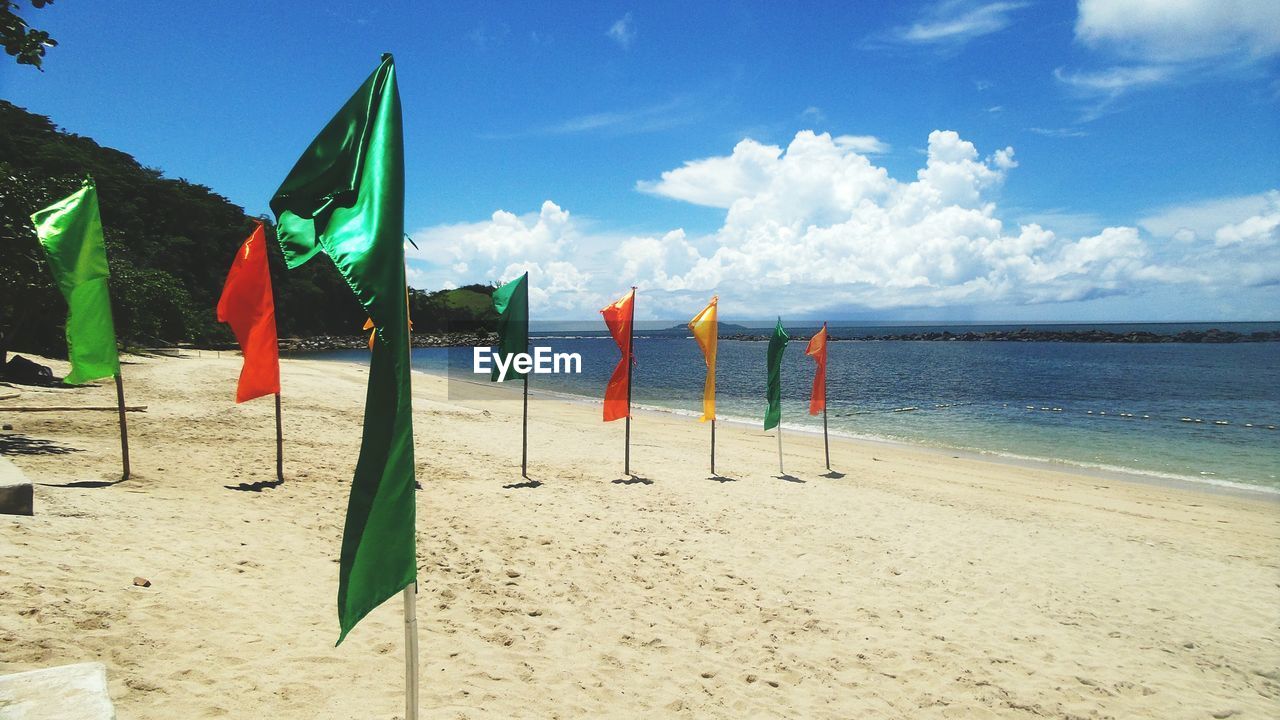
[{"x1": 311, "y1": 322, "x2": 1280, "y2": 495}]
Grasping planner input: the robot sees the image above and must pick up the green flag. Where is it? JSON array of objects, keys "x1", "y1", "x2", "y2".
[
  {"x1": 764, "y1": 317, "x2": 789, "y2": 430},
  {"x1": 490, "y1": 272, "x2": 529, "y2": 381},
  {"x1": 30, "y1": 178, "x2": 120, "y2": 385},
  {"x1": 269, "y1": 54, "x2": 415, "y2": 645}
]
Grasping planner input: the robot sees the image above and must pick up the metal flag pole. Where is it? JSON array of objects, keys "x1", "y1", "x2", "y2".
[
  {"x1": 113, "y1": 371, "x2": 130, "y2": 480},
  {"x1": 624, "y1": 287, "x2": 636, "y2": 476},
  {"x1": 274, "y1": 392, "x2": 284, "y2": 482},
  {"x1": 521, "y1": 368, "x2": 529, "y2": 478},
  {"x1": 710, "y1": 418, "x2": 716, "y2": 476},
  {"x1": 403, "y1": 583, "x2": 419, "y2": 720},
  {"x1": 823, "y1": 406, "x2": 830, "y2": 471},
  {"x1": 822, "y1": 322, "x2": 830, "y2": 471}
]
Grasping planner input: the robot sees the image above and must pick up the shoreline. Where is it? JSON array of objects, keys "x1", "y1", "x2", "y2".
[
  {"x1": 389, "y1": 361, "x2": 1280, "y2": 503},
  {"x1": 119, "y1": 322, "x2": 1280, "y2": 357}
]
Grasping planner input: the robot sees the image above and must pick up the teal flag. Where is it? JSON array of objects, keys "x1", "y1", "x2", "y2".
[
  {"x1": 30, "y1": 178, "x2": 120, "y2": 385},
  {"x1": 269, "y1": 55, "x2": 415, "y2": 645},
  {"x1": 764, "y1": 317, "x2": 789, "y2": 430},
  {"x1": 490, "y1": 272, "x2": 529, "y2": 381}
]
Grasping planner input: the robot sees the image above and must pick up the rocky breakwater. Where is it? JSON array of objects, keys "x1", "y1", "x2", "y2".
[
  {"x1": 278, "y1": 331, "x2": 499, "y2": 353},
  {"x1": 722, "y1": 328, "x2": 1280, "y2": 343}
]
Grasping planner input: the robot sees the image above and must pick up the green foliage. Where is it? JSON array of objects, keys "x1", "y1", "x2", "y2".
[
  {"x1": 0, "y1": 100, "x2": 495, "y2": 357},
  {"x1": 1, "y1": 0, "x2": 56, "y2": 70},
  {"x1": 410, "y1": 284, "x2": 498, "y2": 333}
]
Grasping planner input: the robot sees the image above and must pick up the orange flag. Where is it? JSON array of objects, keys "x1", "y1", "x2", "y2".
[
  {"x1": 805, "y1": 323, "x2": 828, "y2": 415},
  {"x1": 688, "y1": 296, "x2": 717, "y2": 422},
  {"x1": 600, "y1": 288, "x2": 636, "y2": 421},
  {"x1": 216, "y1": 222, "x2": 281, "y2": 403}
]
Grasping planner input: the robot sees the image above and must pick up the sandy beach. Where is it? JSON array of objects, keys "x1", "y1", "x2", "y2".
[{"x1": 1, "y1": 352, "x2": 1277, "y2": 719}]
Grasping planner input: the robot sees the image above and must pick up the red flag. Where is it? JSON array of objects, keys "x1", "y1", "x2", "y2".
[
  {"x1": 600, "y1": 289, "x2": 635, "y2": 422},
  {"x1": 217, "y1": 222, "x2": 281, "y2": 403},
  {"x1": 805, "y1": 323, "x2": 828, "y2": 415}
]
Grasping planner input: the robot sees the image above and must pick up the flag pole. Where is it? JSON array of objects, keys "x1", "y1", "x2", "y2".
[
  {"x1": 624, "y1": 287, "x2": 635, "y2": 476},
  {"x1": 823, "y1": 406, "x2": 830, "y2": 471},
  {"x1": 777, "y1": 423, "x2": 784, "y2": 476},
  {"x1": 523, "y1": 301, "x2": 530, "y2": 477},
  {"x1": 114, "y1": 371, "x2": 130, "y2": 480},
  {"x1": 275, "y1": 392, "x2": 284, "y2": 482},
  {"x1": 822, "y1": 322, "x2": 830, "y2": 471},
  {"x1": 403, "y1": 583, "x2": 419, "y2": 720},
  {"x1": 521, "y1": 373, "x2": 529, "y2": 477},
  {"x1": 403, "y1": 305, "x2": 419, "y2": 720},
  {"x1": 710, "y1": 418, "x2": 716, "y2": 476}
]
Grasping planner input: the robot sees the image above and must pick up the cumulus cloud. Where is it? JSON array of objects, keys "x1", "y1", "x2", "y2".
[{"x1": 410, "y1": 131, "x2": 1279, "y2": 318}]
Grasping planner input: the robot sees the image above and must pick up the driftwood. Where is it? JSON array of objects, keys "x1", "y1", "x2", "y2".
[{"x1": 0, "y1": 405, "x2": 147, "y2": 412}]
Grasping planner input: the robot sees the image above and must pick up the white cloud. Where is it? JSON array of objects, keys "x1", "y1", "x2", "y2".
[
  {"x1": 1028, "y1": 126, "x2": 1089, "y2": 138},
  {"x1": 607, "y1": 12, "x2": 635, "y2": 49},
  {"x1": 835, "y1": 135, "x2": 891, "y2": 154},
  {"x1": 1139, "y1": 191, "x2": 1278, "y2": 241},
  {"x1": 1054, "y1": 65, "x2": 1171, "y2": 93},
  {"x1": 410, "y1": 131, "x2": 1280, "y2": 318},
  {"x1": 407, "y1": 201, "x2": 622, "y2": 313},
  {"x1": 635, "y1": 138, "x2": 785, "y2": 209},
  {"x1": 1058, "y1": 0, "x2": 1280, "y2": 118},
  {"x1": 479, "y1": 97, "x2": 699, "y2": 139},
  {"x1": 1075, "y1": 0, "x2": 1280, "y2": 63},
  {"x1": 894, "y1": 1, "x2": 1028, "y2": 44},
  {"x1": 1213, "y1": 196, "x2": 1280, "y2": 248}
]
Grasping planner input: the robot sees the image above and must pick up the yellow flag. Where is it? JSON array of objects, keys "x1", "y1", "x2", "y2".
[{"x1": 688, "y1": 296, "x2": 718, "y2": 422}]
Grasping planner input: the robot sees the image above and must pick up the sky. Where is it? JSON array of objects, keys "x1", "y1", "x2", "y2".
[{"x1": 3, "y1": 0, "x2": 1278, "y2": 322}]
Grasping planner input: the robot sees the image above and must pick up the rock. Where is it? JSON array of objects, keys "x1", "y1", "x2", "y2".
[
  {"x1": 0, "y1": 661, "x2": 116, "y2": 719},
  {"x1": 132, "y1": 577, "x2": 151, "y2": 588},
  {"x1": 0, "y1": 457, "x2": 33, "y2": 516}
]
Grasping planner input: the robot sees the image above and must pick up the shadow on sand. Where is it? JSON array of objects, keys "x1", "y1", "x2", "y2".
[
  {"x1": 225, "y1": 479, "x2": 285, "y2": 492},
  {"x1": 709, "y1": 474, "x2": 737, "y2": 483},
  {"x1": 0, "y1": 433, "x2": 81, "y2": 457},
  {"x1": 776, "y1": 473, "x2": 805, "y2": 483},
  {"x1": 39, "y1": 478, "x2": 125, "y2": 489},
  {"x1": 612, "y1": 475, "x2": 653, "y2": 485},
  {"x1": 503, "y1": 478, "x2": 543, "y2": 490},
  {"x1": 821, "y1": 470, "x2": 846, "y2": 479}
]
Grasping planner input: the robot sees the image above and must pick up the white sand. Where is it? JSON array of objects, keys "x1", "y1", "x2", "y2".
[{"x1": 1, "y1": 353, "x2": 1277, "y2": 718}]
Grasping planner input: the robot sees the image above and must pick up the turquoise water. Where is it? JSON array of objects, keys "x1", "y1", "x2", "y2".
[{"x1": 310, "y1": 324, "x2": 1280, "y2": 492}]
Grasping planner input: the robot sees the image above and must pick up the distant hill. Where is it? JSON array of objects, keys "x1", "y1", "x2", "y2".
[
  {"x1": 0, "y1": 100, "x2": 495, "y2": 357},
  {"x1": 656, "y1": 322, "x2": 754, "y2": 336}
]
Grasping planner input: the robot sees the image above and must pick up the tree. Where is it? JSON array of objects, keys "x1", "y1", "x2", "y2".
[{"x1": 1, "y1": 1, "x2": 56, "y2": 70}]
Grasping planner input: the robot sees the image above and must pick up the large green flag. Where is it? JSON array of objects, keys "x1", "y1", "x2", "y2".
[
  {"x1": 490, "y1": 272, "x2": 529, "y2": 381},
  {"x1": 30, "y1": 178, "x2": 120, "y2": 385},
  {"x1": 269, "y1": 54, "x2": 415, "y2": 645},
  {"x1": 764, "y1": 317, "x2": 789, "y2": 430}
]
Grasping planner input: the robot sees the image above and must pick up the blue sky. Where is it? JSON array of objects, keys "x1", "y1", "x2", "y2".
[{"x1": 3, "y1": 1, "x2": 1278, "y2": 321}]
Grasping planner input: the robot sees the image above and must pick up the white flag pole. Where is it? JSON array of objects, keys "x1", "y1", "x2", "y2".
[
  {"x1": 777, "y1": 424, "x2": 784, "y2": 476},
  {"x1": 403, "y1": 583, "x2": 419, "y2": 720}
]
